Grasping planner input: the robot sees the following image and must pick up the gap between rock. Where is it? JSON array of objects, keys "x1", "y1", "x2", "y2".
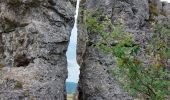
[{"x1": 66, "y1": 0, "x2": 80, "y2": 98}]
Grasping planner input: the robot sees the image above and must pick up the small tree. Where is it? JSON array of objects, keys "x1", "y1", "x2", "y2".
[{"x1": 85, "y1": 9, "x2": 170, "y2": 100}]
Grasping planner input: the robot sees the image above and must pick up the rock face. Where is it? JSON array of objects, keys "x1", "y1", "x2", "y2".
[
  {"x1": 164, "y1": 3, "x2": 170, "y2": 19},
  {"x1": 77, "y1": 0, "x2": 170, "y2": 100},
  {"x1": 0, "y1": 0, "x2": 76, "y2": 99}
]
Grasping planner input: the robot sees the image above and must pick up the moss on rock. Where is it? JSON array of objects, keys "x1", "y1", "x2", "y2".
[
  {"x1": 149, "y1": 3, "x2": 159, "y2": 16},
  {"x1": 14, "y1": 81, "x2": 23, "y2": 89},
  {"x1": 0, "y1": 64, "x2": 4, "y2": 70}
]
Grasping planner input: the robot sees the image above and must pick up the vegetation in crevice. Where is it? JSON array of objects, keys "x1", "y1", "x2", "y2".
[
  {"x1": 85, "y1": 9, "x2": 170, "y2": 100},
  {"x1": 14, "y1": 81, "x2": 23, "y2": 89}
]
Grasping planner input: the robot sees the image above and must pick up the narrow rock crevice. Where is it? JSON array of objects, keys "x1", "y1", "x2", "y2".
[{"x1": 66, "y1": 0, "x2": 80, "y2": 85}]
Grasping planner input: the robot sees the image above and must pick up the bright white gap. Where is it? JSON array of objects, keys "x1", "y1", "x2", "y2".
[
  {"x1": 161, "y1": 0, "x2": 170, "y2": 2},
  {"x1": 66, "y1": 0, "x2": 80, "y2": 83}
]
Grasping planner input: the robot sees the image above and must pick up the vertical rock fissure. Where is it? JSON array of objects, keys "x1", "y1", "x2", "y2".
[{"x1": 66, "y1": 0, "x2": 80, "y2": 90}]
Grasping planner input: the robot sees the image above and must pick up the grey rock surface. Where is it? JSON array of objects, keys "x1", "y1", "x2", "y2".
[
  {"x1": 0, "y1": 0, "x2": 76, "y2": 99},
  {"x1": 164, "y1": 3, "x2": 170, "y2": 19},
  {"x1": 77, "y1": 0, "x2": 170, "y2": 100}
]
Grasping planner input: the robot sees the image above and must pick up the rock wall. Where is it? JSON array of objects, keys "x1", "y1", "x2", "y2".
[
  {"x1": 0, "y1": 0, "x2": 169, "y2": 99},
  {"x1": 0, "y1": 0, "x2": 76, "y2": 99},
  {"x1": 77, "y1": 0, "x2": 170, "y2": 100}
]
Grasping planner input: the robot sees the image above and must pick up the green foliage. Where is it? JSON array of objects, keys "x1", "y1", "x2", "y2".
[
  {"x1": 14, "y1": 81, "x2": 23, "y2": 89},
  {"x1": 85, "y1": 10, "x2": 170, "y2": 100},
  {"x1": 150, "y1": 23, "x2": 170, "y2": 67},
  {"x1": 85, "y1": 8, "x2": 109, "y2": 35}
]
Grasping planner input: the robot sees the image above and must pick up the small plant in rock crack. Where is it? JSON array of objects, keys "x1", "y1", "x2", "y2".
[
  {"x1": 85, "y1": 9, "x2": 170, "y2": 100},
  {"x1": 14, "y1": 81, "x2": 23, "y2": 89}
]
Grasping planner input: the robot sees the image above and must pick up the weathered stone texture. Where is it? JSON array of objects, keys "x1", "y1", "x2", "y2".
[
  {"x1": 77, "y1": 0, "x2": 170, "y2": 100},
  {"x1": 0, "y1": 0, "x2": 76, "y2": 99}
]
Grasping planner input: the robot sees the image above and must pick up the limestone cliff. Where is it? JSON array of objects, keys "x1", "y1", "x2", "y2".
[
  {"x1": 77, "y1": 0, "x2": 170, "y2": 100},
  {"x1": 0, "y1": 0, "x2": 76, "y2": 99},
  {"x1": 0, "y1": 0, "x2": 170, "y2": 99}
]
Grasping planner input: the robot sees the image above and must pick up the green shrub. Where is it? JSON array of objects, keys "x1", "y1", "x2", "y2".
[{"x1": 85, "y1": 10, "x2": 170, "y2": 100}]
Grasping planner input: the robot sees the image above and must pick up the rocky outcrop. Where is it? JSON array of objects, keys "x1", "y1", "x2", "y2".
[
  {"x1": 0, "y1": 0, "x2": 76, "y2": 99},
  {"x1": 77, "y1": 0, "x2": 170, "y2": 100}
]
